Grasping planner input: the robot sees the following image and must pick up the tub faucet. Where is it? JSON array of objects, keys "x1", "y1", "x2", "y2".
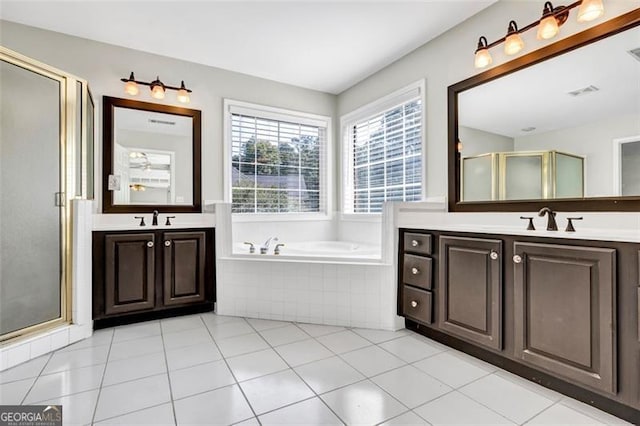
[
  {"x1": 152, "y1": 210, "x2": 159, "y2": 226},
  {"x1": 261, "y1": 237, "x2": 278, "y2": 254},
  {"x1": 538, "y1": 207, "x2": 558, "y2": 231}
]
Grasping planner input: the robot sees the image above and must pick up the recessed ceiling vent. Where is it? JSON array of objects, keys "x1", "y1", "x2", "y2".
[
  {"x1": 567, "y1": 85, "x2": 599, "y2": 97},
  {"x1": 628, "y1": 47, "x2": 640, "y2": 63},
  {"x1": 148, "y1": 118, "x2": 175, "y2": 126}
]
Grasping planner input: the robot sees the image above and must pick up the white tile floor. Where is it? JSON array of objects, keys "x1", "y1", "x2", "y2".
[{"x1": 0, "y1": 312, "x2": 631, "y2": 426}]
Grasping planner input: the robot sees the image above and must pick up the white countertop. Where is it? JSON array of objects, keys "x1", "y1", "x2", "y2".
[
  {"x1": 92, "y1": 213, "x2": 215, "y2": 231},
  {"x1": 395, "y1": 203, "x2": 640, "y2": 243},
  {"x1": 412, "y1": 223, "x2": 640, "y2": 243}
]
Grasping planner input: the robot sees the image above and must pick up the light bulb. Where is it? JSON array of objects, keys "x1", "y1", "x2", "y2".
[
  {"x1": 537, "y1": 15, "x2": 560, "y2": 40},
  {"x1": 474, "y1": 48, "x2": 492, "y2": 68},
  {"x1": 124, "y1": 80, "x2": 139, "y2": 96},
  {"x1": 504, "y1": 21, "x2": 524, "y2": 55},
  {"x1": 177, "y1": 81, "x2": 190, "y2": 103},
  {"x1": 151, "y1": 85, "x2": 165, "y2": 100},
  {"x1": 577, "y1": 0, "x2": 604, "y2": 22},
  {"x1": 150, "y1": 77, "x2": 165, "y2": 100},
  {"x1": 474, "y1": 36, "x2": 492, "y2": 69}
]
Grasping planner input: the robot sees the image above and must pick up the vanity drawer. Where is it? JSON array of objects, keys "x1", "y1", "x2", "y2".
[
  {"x1": 403, "y1": 285, "x2": 433, "y2": 325},
  {"x1": 403, "y1": 254, "x2": 433, "y2": 290},
  {"x1": 404, "y1": 233, "x2": 432, "y2": 255}
]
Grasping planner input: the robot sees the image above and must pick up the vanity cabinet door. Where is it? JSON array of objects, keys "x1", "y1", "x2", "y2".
[
  {"x1": 163, "y1": 231, "x2": 206, "y2": 306},
  {"x1": 439, "y1": 236, "x2": 503, "y2": 351},
  {"x1": 105, "y1": 233, "x2": 156, "y2": 315},
  {"x1": 513, "y1": 242, "x2": 616, "y2": 394}
]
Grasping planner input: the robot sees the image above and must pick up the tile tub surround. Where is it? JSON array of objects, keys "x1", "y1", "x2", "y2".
[
  {"x1": 215, "y1": 203, "x2": 401, "y2": 330},
  {"x1": 216, "y1": 260, "x2": 401, "y2": 330},
  {"x1": 0, "y1": 313, "x2": 629, "y2": 426}
]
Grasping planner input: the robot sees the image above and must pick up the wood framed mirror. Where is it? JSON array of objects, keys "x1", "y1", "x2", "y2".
[
  {"x1": 102, "y1": 96, "x2": 202, "y2": 213},
  {"x1": 448, "y1": 9, "x2": 640, "y2": 212}
]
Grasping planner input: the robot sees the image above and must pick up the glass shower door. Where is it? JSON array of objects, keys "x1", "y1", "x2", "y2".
[{"x1": 0, "y1": 59, "x2": 64, "y2": 339}]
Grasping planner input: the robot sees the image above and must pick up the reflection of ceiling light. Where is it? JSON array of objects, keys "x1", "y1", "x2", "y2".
[
  {"x1": 129, "y1": 184, "x2": 146, "y2": 191},
  {"x1": 144, "y1": 164, "x2": 152, "y2": 172},
  {"x1": 627, "y1": 47, "x2": 640, "y2": 62},
  {"x1": 129, "y1": 151, "x2": 147, "y2": 158},
  {"x1": 473, "y1": 0, "x2": 603, "y2": 69},
  {"x1": 567, "y1": 85, "x2": 600, "y2": 97},
  {"x1": 120, "y1": 72, "x2": 192, "y2": 103}
]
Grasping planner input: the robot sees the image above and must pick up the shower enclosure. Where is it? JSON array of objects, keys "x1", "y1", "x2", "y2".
[{"x1": 0, "y1": 46, "x2": 94, "y2": 342}]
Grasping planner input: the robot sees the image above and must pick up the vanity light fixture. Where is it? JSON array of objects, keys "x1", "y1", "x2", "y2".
[
  {"x1": 504, "y1": 21, "x2": 524, "y2": 55},
  {"x1": 474, "y1": 36, "x2": 492, "y2": 68},
  {"x1": 473, "y1": 0, "x2": 605, "y2": 68},
  {"x1": 120, "y1": 72, "x2": 192, "y2": 103}
]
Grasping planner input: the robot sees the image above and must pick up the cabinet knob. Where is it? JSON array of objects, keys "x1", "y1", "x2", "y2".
[
  {"x1": 410, "y1": 300, "x2": 418, "y2": 308},
  {"x1": 411, "y1": 239, "x2": 419, "y2": 247},
  {"x1": 513, "y1": 254, "x2": 522, "y2": 264},
  {"x1": 411, "y1": 267, "x2": 419, "y2": 275},
  {"x1": 164, "y1": 240, "x2": 171, "y2": 247},
  {"x1": 147, "y1": 241, "x2": 154, "y2": 248},
  {"x1": 490, "y1": 251, "x2": 499, "y2": 260}
]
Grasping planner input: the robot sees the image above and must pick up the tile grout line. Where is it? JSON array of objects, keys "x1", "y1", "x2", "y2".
[
  {"x1": 243, "y1": 320, "x2": 346, "y2": 425},
  {"x1": 518, "y1": 400, "x2": 561, "y2": 425},
  {"x1": 18, "y1": 352, "x2": 55, "y2": 405},
  {"x1": 158, "y1": 321, "x2": 179, "y2": 426},
  {"x1": 90, "y1": 329, "x2": 116, "y2": 425},
  {"x1": 200, "y1": 316, "x2": 261, "y2": 424}
]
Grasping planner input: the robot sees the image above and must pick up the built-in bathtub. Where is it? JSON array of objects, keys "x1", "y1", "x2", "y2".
[{"x1": 215, "y1": 203, "x2": 403, "y2": 330}]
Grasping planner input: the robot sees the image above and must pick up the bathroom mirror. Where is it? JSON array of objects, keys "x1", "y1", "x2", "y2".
[
  {"x1": 102, "y1": 96, "x2": 201, "y2": 213},
  {"x1": 449, "y1": 10, "x2": 640, "y2": 212}
]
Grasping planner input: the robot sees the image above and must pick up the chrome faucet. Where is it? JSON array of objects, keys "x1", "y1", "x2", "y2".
[
  {"x1": 538, "y1": 207, "x2": 558, "y2": 231},
  {"x1": 152, "y1": 210, "x2": 159, "y2": 226},
  {"x1": 261, "y1": 237, "x2": 278, "y2": 254}
]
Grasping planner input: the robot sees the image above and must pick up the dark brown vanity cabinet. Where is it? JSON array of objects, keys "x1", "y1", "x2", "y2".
[
  {"x1": 439, "y1": 236, "x2": 502, "y2": 351},
  {"x1": 93, "y1": 228, "x2": 215, "y2": 327},
  {"x1": 400, "y1": 233, "x2": 434, "y2": 324},
  {"x1": 398, "y1": 229, "x2": 640, "y2": 422},
  {"x1": 163, "y1": 231, "x2": 206, "y2": 306},
  {"x1": 104, "y1": 233, "x2": 156, "y2": 315},
  {"x1": 513, "y1": 242, "x2": 616, "y2": 394}
]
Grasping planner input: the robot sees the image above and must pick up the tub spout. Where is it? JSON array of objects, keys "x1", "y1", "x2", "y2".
[{"x1": 261, "y1": 237, "x2": 278, "y2": 254}]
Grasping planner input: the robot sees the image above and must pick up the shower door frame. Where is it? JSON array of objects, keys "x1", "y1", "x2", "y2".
[{"x1": 0, "y1": 46, "x2": 93, "y2": 343}]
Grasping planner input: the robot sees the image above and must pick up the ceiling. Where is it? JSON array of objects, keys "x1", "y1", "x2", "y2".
[
  {"x1": 458, "y1": 25, "x2": 640, "y2": 139},
  {"x1": 0, "y1": 0, "x2": 496, "y2": 94}
]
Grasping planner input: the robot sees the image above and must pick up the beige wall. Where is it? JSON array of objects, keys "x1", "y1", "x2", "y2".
[
  {"x1": 0, "y1": 20, "x2": 337, "y2": 211},
  {"x1": 336, "y1": 1, "x2": 640, "y2": 201},
  {"x1": 2, "y1": 1, "x2": 638, "y2": 212}
]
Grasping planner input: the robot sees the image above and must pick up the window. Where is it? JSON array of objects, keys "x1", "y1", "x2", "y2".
[
  {"x1": 342, "y1": 83, "x2": 424, "y2": 214},
  {"x1": 225, "y1": 100, "x2": 330, "y2": 215}
]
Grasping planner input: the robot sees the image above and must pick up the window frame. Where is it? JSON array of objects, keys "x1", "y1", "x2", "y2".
[
  {"x1": 223, "y1": 99, "x2": 332, "y2": 221},
  {"x1": 340, "y1": 80, "x2": 426, "y2": 217}
]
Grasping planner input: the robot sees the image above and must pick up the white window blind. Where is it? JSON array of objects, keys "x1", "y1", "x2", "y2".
[
  {"x1": 344, "y1": 94, "x2": 423, "y2": 213},
  {"x1": 229, "y1": 107, "x2": 327, "y2": 214}
]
